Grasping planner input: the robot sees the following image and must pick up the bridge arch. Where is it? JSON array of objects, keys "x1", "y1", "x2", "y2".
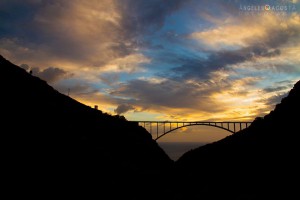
[
  {"x1": 155, "y1": 123, "x2": 235, "y2": 140},
  {"x1": 132, "y1": 121, "x2": 252, "y2": 140}
]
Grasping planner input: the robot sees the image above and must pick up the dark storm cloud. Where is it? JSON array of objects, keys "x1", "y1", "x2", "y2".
[
  {"x1": 120, "y1": 0, "x2": 189, "y2": 35},
  {"x1": 114, "y1": 104, "x2": 135, "y2": 115},
  {"x1": 169, "y1": 45, "x2": 282, "y2": 80},
  {"x1": 0, "y1": 1, "x2": 42, "y2": 39}
]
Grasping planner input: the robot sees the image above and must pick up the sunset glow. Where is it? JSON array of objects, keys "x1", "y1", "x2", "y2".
[{"x1": 1, "y1": 0, "x2": 299, "y2": 127}]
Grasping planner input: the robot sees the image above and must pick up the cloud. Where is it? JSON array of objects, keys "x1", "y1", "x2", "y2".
[
  {"x1": 190, "y1": 13, "x2": 300, "y2": 50},
  {"x1": 190, "y1": 22, "x2": 265, "y2": 49},
  {"x1": 168, "y1": 45, "x2": 282, "y2": 80},
  {"x1": 99, "y1": 73, "x2": 120, "y2": 86},
  {"x1": 263, "y1": 85, "x2": 290, "y2": 93},
  {"x1": 120, "y1": 0, "x2": 189, "y2": 34},
  {"x1": 114, "y1": 104, "x2": 136, "y2": 115},
  {"x1": 35, "y1": 67, "x2": 70, "y2": 83},
  {"x1": 261, "y1": 92, "x2": 289, "y2": 106},
  {"x1": 0, "y1": 1, "x2": 137, "y2": 69},
  {"x1": 99, "y1": 53, "x2": 150, "y2": 73},
  {"x1": 51, "y1": 79, "x2": 121, "y2": 113},
  {"x1": 0, "y1": 0, "x2": 188, "y2": 89},
  {"x1": 107, "y1": 70, "x2": 295, "y2": 121},
  {"x1": 20, "y1": 64, "x2": 71, "y2": 83},
  {"x1": 169, "y1": 13, "x2": 300, "y2": 80},
  {"x1": 1, "y1": 0, "x2": 299, "y2": 122},
  {"x1": 20, "y1": 64, "x2": 30, "y2": 71},
  {"x1": 0, "y1": 0, "x2": 188, "y2": 70},
  {"x1": 109, "y1": 74, "x2": 269, "y2": 121},
  {"x1": 110, "y1": 79, "x2": 224, "y2": 113},
  {"x1": 31, "y1": 0, "x2": 129, "y2": 66}
]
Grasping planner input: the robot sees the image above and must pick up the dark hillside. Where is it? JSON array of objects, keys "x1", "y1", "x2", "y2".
[
  {"x1": 175, "y1": 79, "x2": 300, "y2": 199},
  {"x1": 0, "y1": 55, "x2": 172, "y2": 199}
]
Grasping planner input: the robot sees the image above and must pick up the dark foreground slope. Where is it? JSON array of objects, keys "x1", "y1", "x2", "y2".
[
  {"x1": 0, "y1": 55, "x2": 172, "y2": 198},
  {"x1": 174, "y1": 80, "x2": 300, "y2": 199}
]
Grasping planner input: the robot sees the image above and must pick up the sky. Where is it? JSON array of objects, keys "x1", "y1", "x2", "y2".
[{"x1": 1, "y1": 0, "x2": 300, "y2": 144}]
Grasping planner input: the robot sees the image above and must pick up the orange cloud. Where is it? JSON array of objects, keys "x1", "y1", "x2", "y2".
[{"x1": 189, "y1": 13, "x2": 300, "y2": 50}]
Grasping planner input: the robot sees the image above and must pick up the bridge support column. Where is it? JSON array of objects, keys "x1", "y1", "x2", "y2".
[
  {"x1": 157, "y1": 122, "x2": 159, "y2": 139},
  {"x1": 234, "y1": 123, "x2": 236, "y2": 133}
]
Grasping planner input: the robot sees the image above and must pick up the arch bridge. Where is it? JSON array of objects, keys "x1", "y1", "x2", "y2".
[{"x1": 131, "y1": 121, "x2": 252, "y2": 140}]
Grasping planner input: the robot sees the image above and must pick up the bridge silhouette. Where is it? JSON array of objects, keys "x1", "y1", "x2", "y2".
[{"x1": 131, "y1": 121, "x2": 252, "y2": 140}]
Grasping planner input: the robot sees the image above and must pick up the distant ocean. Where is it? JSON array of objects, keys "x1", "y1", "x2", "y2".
[{"x1": 158, "y1": 142, "x2": 206, "y2": 161}]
